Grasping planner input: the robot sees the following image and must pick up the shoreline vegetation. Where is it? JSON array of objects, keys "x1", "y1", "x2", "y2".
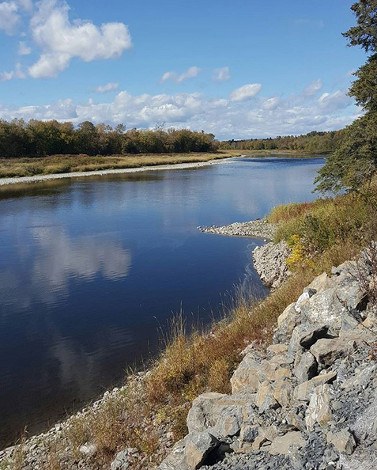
[
  {"x1": 1, "y1": 179, "x2": 376, "y2": 469},
  {"x1": 0, "y1": 153, "x2": 232, "y2": 185}
]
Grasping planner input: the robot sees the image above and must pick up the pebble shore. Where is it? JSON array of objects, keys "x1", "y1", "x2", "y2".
[{"x1": 197, "y1": 218, "x2": 276, "y2": 240}]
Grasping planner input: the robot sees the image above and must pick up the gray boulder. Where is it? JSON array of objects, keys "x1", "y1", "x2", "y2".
[
  {"x1": 111, "y1": 450, "x2": 130, "y2": 470},
  {"x1": 187, "y1": 392, "x2": 227, "y2": 434},
  {"x1": 294, "y1": 351, "x2": 318, "y2": 383},
  {"x1": 269, "y1": 431, "x2": 306, "y2": 456},
  {"x1": 274, "y1": 302, "x2": 301, "y2": 343},
  {"x1": 310, "y1": 338, "x2": 354, "y2": 368},
  {"x1": 184, "y1": 432, "x2": 220, "y2": 469},
  {"x1": 230, "y1": 353, "x2": 261, "y2": 394},
  {"x1": 305, "y1": 384, "x2": 333, "y2": 430},
  {"x1": 294, "y1": 370, "x2": 337, "y2": 402},
  {"x1": 327, "y1": 429, "x2": 356, "y2": 455}
]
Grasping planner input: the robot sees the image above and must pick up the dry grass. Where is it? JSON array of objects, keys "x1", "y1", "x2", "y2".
[
  {"x1": 0, "y1": 152, "x2": 237, "y2": 179},
  {"x1": 61, "y1": 271, "x2": 316, "y2": 468},
  {"x1": 65, "y1": 385, "x2": 159, "y2": 462},
  {"x1": 267, "y1": 199, "x2": 330, "y2": 224},
  {"x1": 146, "y1": 272, "x2": 313, "y2": 405}
]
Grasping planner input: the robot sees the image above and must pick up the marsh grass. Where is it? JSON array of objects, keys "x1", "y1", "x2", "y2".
[{"x1": 0, "y1": 152, "x2": 235, "y2": 179}]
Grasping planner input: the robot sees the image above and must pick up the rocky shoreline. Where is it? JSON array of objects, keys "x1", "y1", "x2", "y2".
[
  {"x1": 198, "y1": 218, "x2": 291, "y2": 290},
  {"x1": 197, "y1": 218, "x2": 276, "y2": 240},
  {"x1": 253, "y1": 241, "x2": 291, "y2": 289},
  {"x1": 159, "y1": 253, "x2": 377, "y2": 470}
]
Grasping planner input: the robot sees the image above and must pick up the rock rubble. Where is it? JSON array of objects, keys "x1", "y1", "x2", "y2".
[
  {"x1": 159, "y1": 256, "x2": 377, "y2": 470},
  {"x1": 252, "y1": 241, "x2": 291, "y2": 289},
  {"x1": 198, "y1": 219, "x2": 276, "y2": 240}
]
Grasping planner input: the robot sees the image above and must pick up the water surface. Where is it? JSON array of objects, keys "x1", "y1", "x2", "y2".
[{"x1": 0, "y1": 157, "x2": 323, "y2": 446}]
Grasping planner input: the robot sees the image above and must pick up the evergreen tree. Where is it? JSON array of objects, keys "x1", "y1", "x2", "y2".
[{"x1": 316, "y1": 0, "x2": 377, "y2": 192}]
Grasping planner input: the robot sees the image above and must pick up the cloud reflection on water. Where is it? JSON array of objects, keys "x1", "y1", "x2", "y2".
[{"x1": 0, "y1": 227, "x2": 132, "y2": 310}]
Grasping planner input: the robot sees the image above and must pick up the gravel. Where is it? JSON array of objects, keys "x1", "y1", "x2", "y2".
[{"x1": 198, "y1": 219, "x2": 276, "y2": 240}]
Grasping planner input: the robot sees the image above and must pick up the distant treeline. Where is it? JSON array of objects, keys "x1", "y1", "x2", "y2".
[
  {"x1": 219, "y1": 130, "x2": 344, "y2": 154},
  {"x1": 0, "y1": 119, "x2": 218, "y2": 158}
]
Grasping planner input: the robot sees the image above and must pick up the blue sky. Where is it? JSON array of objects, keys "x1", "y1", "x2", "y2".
[{"x1": 0, "y1": 0, "x2": 367, "y2": 139}]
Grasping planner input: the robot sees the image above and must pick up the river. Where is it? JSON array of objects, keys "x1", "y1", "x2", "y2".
[{"x1": 0, "y1": 156, "x2": 323, "y2": 447}]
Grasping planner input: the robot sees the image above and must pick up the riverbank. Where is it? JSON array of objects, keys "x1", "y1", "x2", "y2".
[
  {"x1": 198, "y1": 218, "x2": 276, "y2": 240},
  {"x1": 0, "y1": 152, "x2": 238, "y2": 184},
  {"x1": 160, "y1": 253, "x2": 377, "y2": 470},
  {"x1": 0, "y1": 151, "x2": 325, "y2": 187}
]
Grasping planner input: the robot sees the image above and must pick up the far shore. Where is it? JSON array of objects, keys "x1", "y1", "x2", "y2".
[
  {"x1": 0, "y1": 150, "x2": 326, "y2": 187},
  {"x1": 0, "y1": 156, "x2": 233, "y2": 187}
]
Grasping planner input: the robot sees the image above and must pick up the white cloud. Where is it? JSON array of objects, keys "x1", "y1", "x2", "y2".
[
  {"x1": 16, "y1": 0, "x2": 33, "y2": 11},
  {"x1": 95, "y1": 82, "x2": 119, "y2": 93},
  {"x1": 318, "y1": 90, "x2": 351, "y2": 111},
  {"x1": 213, "y1": 66, "x2": 230, "y2": 81},
  {"x1": 18, "y1": 40, "x2": 31, "y2": 55},
  {"x1": 0, "y1": 83, "x2": 359, "y2": 140},
  {"x1": 0, "y1": 1, "x2": 20, "y2": 34},
  {"x1": 303, "y1": 79, "x2": 323, "y2": 96},
  {"x1": 262, "y1": 97, "x2": 280, "y2": 110},
  {"x1": 0, "y1": 62, "x2": 25, "y2": 81},
  {"x1": 0, "y1": 0, "x2": 32, "y2": 35},
  {"x1": 178, "y1": 66, "x2": 200, "y2": 82},
  {"x1": 28, "y1": 0, "x2": 132, "y2": 78},
  {"x1": 160, "y1": 66, "x2": 201, "y2": 83},
  {"x1": 230, "y1": 83, "x2": 262, "y2": 102},
  {"x1": 160, "y1": 71, "x2": 175, "y2": 82}
]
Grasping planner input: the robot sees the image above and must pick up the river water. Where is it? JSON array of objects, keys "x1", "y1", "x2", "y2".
[{"x1": 0, "y1": 157, "x2": 323, "y2": 446}]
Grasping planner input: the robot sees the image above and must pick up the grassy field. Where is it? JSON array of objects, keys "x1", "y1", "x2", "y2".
[{"x1": 0, "y1": 152, "x2": 238, "y2": 179}]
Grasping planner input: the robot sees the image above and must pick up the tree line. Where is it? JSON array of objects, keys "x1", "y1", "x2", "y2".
[
  {"x1": 220, "y1": 130, "x2": 343, "y2": 154},
  {"x1": 0, "y1": 120, "x2": 218, "y2": 158}
]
